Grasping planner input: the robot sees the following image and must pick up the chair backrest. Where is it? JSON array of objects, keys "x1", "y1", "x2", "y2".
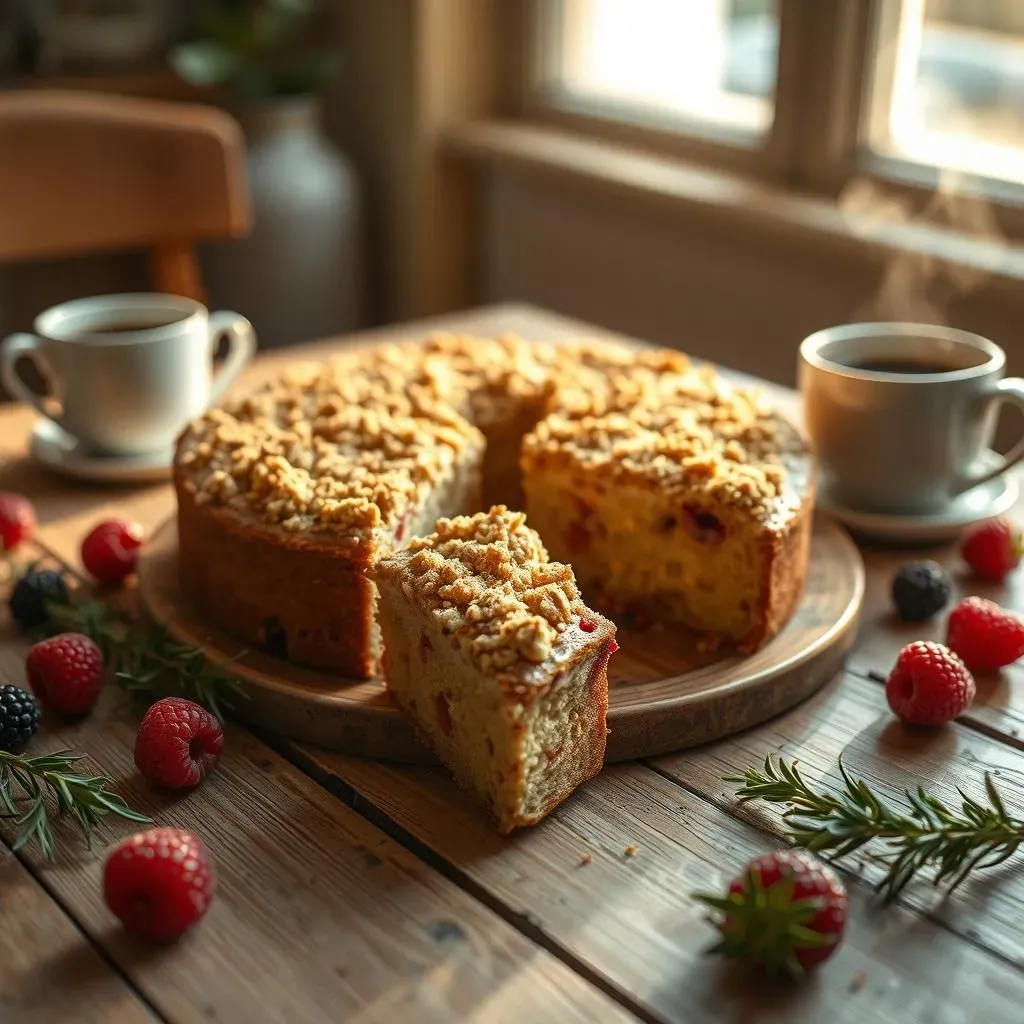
[{"x1": 0, "y1": 89, "x2": 250, "y2": 302}]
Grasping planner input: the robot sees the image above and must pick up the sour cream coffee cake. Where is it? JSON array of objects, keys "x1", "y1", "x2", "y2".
[{"x1": 173, "y1": 332, "x2": 813, "y2": 830}]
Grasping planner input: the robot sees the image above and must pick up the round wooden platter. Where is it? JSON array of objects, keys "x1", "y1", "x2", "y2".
[{"x1": 138, "y1": 515, "x2": 864, "y2": 762}]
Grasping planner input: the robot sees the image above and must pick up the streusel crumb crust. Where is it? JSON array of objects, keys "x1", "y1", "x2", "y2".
[{"x1": 374, "y1": 506, "x2": 586, "y2": 675}]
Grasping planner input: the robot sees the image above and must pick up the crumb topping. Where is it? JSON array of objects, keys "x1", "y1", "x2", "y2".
[
  {"x1": 177, "y1": 331, "x2": 801, "y2": 534},
  {"x1": 380, "y1": 506, "x2": 587, "y2": 674},
  {"x1": 176, "y1": 361, "x2": 482, "y2": 537},
  {"x1": 364, "y1": 332, "x2": 563, "y2": 427},
  {"x1": 523, "y1": 360, "x2": 795, "y2": 515}
]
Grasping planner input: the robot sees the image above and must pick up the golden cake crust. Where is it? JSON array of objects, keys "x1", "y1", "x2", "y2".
[{"x1": 176, "y1": 360, "x2": 482, "y2": 539}]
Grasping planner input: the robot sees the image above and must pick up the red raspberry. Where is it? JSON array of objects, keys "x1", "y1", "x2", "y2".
[
  {"x1": 961, "y1": 517, "x2": 1022, "y2": 581},
  {"x1": 695, "y1": 849, "x2": 847, "y2": 977},
  {"x1": 885, "y1": 640, "x2": 975, "y2": 725},
  {"x1": 0, "y1": 492, "x2": 37, "y2": 552},
  {"x1": 81, "y1": 519, "x2": 144, "y2": 586},
  {"x1": 104, "y1": 827, "x2": 215, "y2": 941},
  {"x1": 134, "y1": 697, "x2": 223, "y2": 790},
  {"x1": 945, "y1": 596, "x2": 1024, "y2": 674},
  {"x1": 25, "y1": 632, "x2": 104, "y2": 715}
]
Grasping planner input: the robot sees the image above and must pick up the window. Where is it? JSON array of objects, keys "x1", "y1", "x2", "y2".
[
  {"x1": 525, "y1": 0, "x2": 1024, "y2": 218},
  {"x1": 866, "y1": 0, "x2": 1024, "y2": 185},
  {"x1": 546, "y1": 0, "x2": 779, "y2": 140}
]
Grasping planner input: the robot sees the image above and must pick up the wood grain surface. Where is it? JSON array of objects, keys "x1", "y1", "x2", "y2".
[
  {"x1": 0, "y1": 608, "x2": 637, "y2": 1024},
  {"x1": 1, "y1": 303, "x2": 1023, "y2": 1024},
  {"x1": 137, "y1": 513, "x2": 863, "y2": 762},
  {"x1": 283, "y1": 736, "x2": 1024, "y2": 1024},
  {"x1": 0, "y1": 847, "x2": 157, "y2": 1024}
]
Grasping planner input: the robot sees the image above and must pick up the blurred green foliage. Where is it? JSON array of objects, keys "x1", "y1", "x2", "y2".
[{"x1": 171, "y1": 0, "x2": 335, "y2": 100}]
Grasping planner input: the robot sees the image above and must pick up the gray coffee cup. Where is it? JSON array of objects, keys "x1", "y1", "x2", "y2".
[
  {"x1": 1, "y1": 294, "x2": 255, "y2": 456},
  {"x1": 798, "y1": 322, "x2": 1024, "y2": 515}
]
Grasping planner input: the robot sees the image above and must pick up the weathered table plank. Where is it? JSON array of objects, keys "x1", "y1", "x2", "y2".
[
  {"x1": 283, "y1": 739, "x2": 1024, "y2": 1024},
  {"x1": 0, "y1": 846, "x2": 158, "y2": 1024},
  {"x1": 0, "y1": 630, "x2": 637, "y2": 1024}
]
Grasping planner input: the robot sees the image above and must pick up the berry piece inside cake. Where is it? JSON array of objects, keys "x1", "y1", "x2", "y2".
[{"x1": 371, "y1": 506, "x2": 617, "y2": 832}]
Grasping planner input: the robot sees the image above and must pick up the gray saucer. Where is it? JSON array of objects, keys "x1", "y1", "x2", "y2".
[
  {"x1": 30, "y1": 418, "x2": 173, "y2": 484},
  {"x1": 817, "y1": 455, "x2": 1019, "y2": 545}
]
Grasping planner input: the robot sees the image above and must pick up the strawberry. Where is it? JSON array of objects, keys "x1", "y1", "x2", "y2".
[
  {"x1": 25, "y1": 632, "x2": 104, "y2": 716},
  {"x1": 134, "y1": 697, "x2": 223, "y2": 790},
  {"x1": 104, "y1": 828, "x2": 215, "y2": 941},
  {"x1": 0, "y1": 492, "x2": 37, "y2": 552},
  {"x1": 695, "y1": 849, "x2": 847, "y2": 978},
  {"x1": 885, "y1": 640, "x2": 975, "y2": 725},
  {"x1": 945, "y1": 596, "x2": 1024, "y2": 674},
  {"x1": 81, "y1": 519, "x2": 144, "y2": 586},
  {"x1": 961, "y1": 518, "x2": 1023, "y2": 581}
]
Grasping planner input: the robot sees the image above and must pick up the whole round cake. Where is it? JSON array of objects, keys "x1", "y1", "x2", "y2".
[{"x1": 173, "y1": 332, "x2": 814, "y2": 678}]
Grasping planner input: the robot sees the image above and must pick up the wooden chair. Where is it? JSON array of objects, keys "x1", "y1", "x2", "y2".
[{"x1": 0, "y1": 89, "x2": 250, "y2": 302}]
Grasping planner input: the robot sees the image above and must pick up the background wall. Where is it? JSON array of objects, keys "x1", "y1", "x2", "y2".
[{"x1": 477, "y1": 167, "x2": 1024, "y2": 389}]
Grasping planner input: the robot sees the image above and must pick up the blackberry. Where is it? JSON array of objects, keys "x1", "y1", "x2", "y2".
[
  {"x1": 8, "y1": 569, "x2": 69, "y2": 631},
  {"x1": 891, "y1": 561, "x2": 952, "y2": 622},
  {"x1": 0, "y1": 684, "x2": 41, "y2": 752}
]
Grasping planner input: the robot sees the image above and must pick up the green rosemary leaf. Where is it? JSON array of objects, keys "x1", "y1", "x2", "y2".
[
  {"x1": 726, "y1": 757, "x2": 1024, "y2": 901},
  {"x1": 984, "y1": 775, "x2": 1009, "y2": 822},
  {"x1": 0, "y1": 751, "x2": 151, "y2": 862}
]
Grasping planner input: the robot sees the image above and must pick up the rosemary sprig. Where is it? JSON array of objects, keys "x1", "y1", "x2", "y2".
[
  {"x1": 727, "y1": 756, "x2": 1024, "y2": 902},
  {"x1": 0, "y1": 749, "x2": 151, "y2": 862},
  {"x1": 40, "y1": 597, "x2": 128, "y2": 664},
  {"x1": 115, "y1": 622, "x2": 247, "y2": 721},
  {"x1": 32, "y1": 589, "x2": 246, "y2": 720}
]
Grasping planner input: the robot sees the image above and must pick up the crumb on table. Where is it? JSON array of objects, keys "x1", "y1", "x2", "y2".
[
  {"x1": 578, "y1": 852, "x2": 592, "y2": 866},
  {"x1": 624, "y1": 843, "x2": 638, "y2": 858},
  {"x1": 849, "y1": 971, "x2": 867, "y2": 993}
]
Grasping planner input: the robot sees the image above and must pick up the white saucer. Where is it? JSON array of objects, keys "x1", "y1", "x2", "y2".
[
  {"x1": 818, "y1": 457, "x2": 1019, "y2": 545},
  {"x1": 29, "y1": 419, "x2": 174, "y2": 484}
]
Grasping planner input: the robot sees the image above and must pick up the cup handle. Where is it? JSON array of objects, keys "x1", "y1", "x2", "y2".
[
  {"x1": 207, "y1": 312, "x2": 256, "y2": 405},
  {"x1": 955, "y1": 376, "x2": 1024, "y2": 494},
  {"x1": 0, "y1": 333, "x2": 64, "y2": 427}
]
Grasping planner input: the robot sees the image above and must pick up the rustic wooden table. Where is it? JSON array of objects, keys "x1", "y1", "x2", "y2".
[{"x1": 1, "y1": 304, "x2": 1022, "y2": 1024}]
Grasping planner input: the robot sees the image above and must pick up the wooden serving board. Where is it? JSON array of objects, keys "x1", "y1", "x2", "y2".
[{"x1": 138, "y1": 514, "x2": 864, "y2": 762}]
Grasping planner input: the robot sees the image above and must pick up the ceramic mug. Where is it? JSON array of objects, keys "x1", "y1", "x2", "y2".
[
  {"x1": 798, "y1": 322, "x2": 1024, "y2": 515},
  {"x1": 1, "y1": 294, "x2": 255, "y2": 456}
]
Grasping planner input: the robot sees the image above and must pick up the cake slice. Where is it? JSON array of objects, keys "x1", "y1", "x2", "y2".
[{"x1": 371, "y1": 506, "x2": 617, "y2": 832}]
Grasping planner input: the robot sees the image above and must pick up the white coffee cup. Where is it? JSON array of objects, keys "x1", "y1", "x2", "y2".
[
  {"x1": 1, "y1": 293, "x2": 255, "y2": 456},
  {"x1": 799, "y1": 322, "x2": 1024, "y2": 515}
]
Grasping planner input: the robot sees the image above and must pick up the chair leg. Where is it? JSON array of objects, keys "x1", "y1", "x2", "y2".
[{"x1": 150, "y1": 243, "x2": 205, "y2": 303}]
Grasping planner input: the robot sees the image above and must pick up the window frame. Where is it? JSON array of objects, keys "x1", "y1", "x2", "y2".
[{"x1": 509, "y1": 0, "x2": 1024, "y2": 239}]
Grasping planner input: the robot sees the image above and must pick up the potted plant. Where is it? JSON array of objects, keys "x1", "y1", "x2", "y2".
[{"x1": 171, "y1": 0, "x2": 363, "y2": 348}]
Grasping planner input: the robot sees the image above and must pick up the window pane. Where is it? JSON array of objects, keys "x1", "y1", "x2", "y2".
[
  {"x1": 547, "y1": 0, "x2": 779, "y2": 138},
  {"x1": 867, "y1": 0, "x2": 1024, "y2": 185}
]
